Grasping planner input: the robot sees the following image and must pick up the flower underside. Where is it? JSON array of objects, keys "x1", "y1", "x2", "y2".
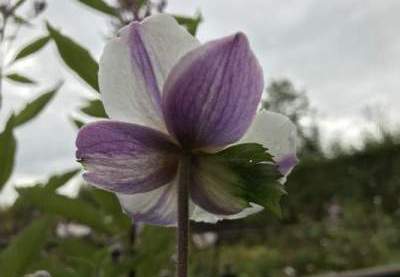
[
  {"x1": 76, "y1": 14, "x2": 297, "y2": 226},
  {"x1": 77, "y1": 121, "x2": 283, "y2": 216}
]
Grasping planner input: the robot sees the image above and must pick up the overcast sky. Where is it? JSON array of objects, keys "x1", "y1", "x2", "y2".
[{"x1": 0, "y1": 0, "x2": 399, "y2": 203}]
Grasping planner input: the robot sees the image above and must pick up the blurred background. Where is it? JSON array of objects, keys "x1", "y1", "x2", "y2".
[{"x1": 0, "y1": 0, "x2": 399, "y2": 276}]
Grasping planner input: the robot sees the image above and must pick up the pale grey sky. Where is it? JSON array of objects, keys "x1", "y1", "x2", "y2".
[{"x1": 0, "y1": 0, "x2": 399, "y2": 203}]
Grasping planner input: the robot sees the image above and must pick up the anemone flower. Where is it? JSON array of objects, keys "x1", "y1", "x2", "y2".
[{"x1": 76, "y1": 14, "x2": 297, "y2": 276}]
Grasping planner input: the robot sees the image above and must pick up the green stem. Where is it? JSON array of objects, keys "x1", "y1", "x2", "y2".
[{"x1": 177, "y1": 154, "x2": 191, "y2": 277}]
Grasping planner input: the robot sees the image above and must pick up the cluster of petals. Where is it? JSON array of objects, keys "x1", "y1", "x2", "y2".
[{"x1": 76, "y1": 14, "x2": 297, "y2": 226}]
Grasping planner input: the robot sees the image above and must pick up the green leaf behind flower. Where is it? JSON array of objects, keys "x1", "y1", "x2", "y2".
[
  {"x1": 13, "y1": 36, "x2": 50, "y2": 62},
  {"x1": 174, "y1": 14, "x2": 202, "y2": 36},
  {"x1": 83, "y1": 187, "x2": 131, "y2": 230},
  {"x1": 0, "y1": 216, "x2": 54, "y2": 277},
  {"x1": 81, "y1": 99, "x2": 108, "y2": 118},
  {"x1": 17, "y1": 187, "x2": 113, "y2": 233},
  {"x1": 74, "y1": 0, "x2": 118, "y2": 17},
  {"x1": 70, "y1": 117, "x2": 85, "y2": 129},
  {"x1": 11, "y1": 0, "x2": 27, "y2": 11},
  {"x1": 43, "y1": 169, "x2": 80, "y2": 191},
  {"x1": 13, "y1": 85, "x2": 60, "y2": 127},
  {"x1": 6, "y1": 73, "x2": 36, "y2": 84},
  {"x1": 47, "y1": 23, "x2": 99, "y2": 92},
  {"x1": 0, "y1": 116, "x2": 16, "y2": 191}
]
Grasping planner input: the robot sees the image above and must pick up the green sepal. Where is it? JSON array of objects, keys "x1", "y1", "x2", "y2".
[{"x1": 199, "y1": 143, "x2": 285, "y2": 217}]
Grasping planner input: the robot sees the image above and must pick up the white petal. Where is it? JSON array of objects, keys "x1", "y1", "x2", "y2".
[
  {"x1": 190, "y1": 203, "x2": 264, "y2": 224},
  {"x1": 117, "y1": 180, "x2": 179, "y2": 227},
  {"x1": 242, "y1": 110, "x2": 297, "y2": 158},
  {"x1": 99, "y1": 14, "x2": 200, "y2": 131},
  {"x1": 139, "y1": 14, "x2": 200, "y2": 90},
  {"x1": 241, "y1": 110, "x2": 298, "y2": 179}
]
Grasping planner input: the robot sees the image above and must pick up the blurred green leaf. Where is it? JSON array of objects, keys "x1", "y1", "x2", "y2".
[
  {"x1": 47, "y1": 22, "x2": 99, "y2": 92},
  {"x1": 0, "y1": 216, "x2": 53, "y2": 277},
  {"x1": 6, "y1": 73, "x2": 36, "y2": 84},
  {"x1": 87, "y1": 188, "x2": 122, "y2": 216},
  {"x1": 10, "y1": 0, "x2": 27, "y2": 11},
  {"x1": 95, "y1": 247, "x2": 136, "y2": 277},
  {"x1": 13, "y1": 169, "x2": 79, "y2": 209},
  {"x1": 138, "y1": 0, "x2": 148, "y2": 8},
  {"x1": 27, "y1": 257, "x2": 77, "y2": 277},
  {"x1": 0, "y1": 116, "x2": 16, "y2": 190},
  {"x1": 44, "y1": 169, "x2": 80, "y2": 191},
  {"x1": 13, "y1": 85, "x2": 60, "y2": 127},
  {"x1": 11, "y1": 15, "x2": 32, "y2": 26},
  {"x1": 57, "y1": 238, "x2": 100, "y2": 276},
  {"x1": 13, "y1": 36, "x2": 50, "y2": 62},
  {"x1": 135, "y1": 226, "x2": 175, "y2": 276},
  {"x1": 58, "y1": 238, "x2": 99, "y2": 262},
  {"x1": 174, "y1": 14, "x2": 202, "y2": 35},
  {"x1": 18, "y1": 187, "x2": 113, "y2": 233},
  {"x1": 70, "y1": 117, "x2": 85, "y2": 129},
  {"x1": 81, "y1": 99, "x2": 107, "y2": 118},
  {"x1": 86, "y1": 187, "x2": 131, "y2": 229},
  {"x1": 75, "y1": 0, "x2": 118, "y2": 17}
]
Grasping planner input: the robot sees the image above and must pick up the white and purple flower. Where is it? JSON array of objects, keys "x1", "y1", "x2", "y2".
[{"x1": 76, "y1": 14, "x2": 297, "y2": 226}]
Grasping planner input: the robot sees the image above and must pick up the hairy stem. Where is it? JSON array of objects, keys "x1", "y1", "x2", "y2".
[{"x1": 177, "y1": 154, "x2": 191, "y2": 277}]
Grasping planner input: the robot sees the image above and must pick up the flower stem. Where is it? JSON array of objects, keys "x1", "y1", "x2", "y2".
[{"x1": 177, "y1": 154, "x2": 191, "y2": 277}]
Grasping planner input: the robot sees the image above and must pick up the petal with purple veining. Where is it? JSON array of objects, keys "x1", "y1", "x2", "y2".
[
  {"x1": 76, "y1": 120, "x2": 179, "y2": 194},
  {"x1": 277, "y1": 154, "x2": 298, "y2": 175},
  {"x1": 162, "y1": 32, "x2": 264, "y2": 149},
  {"x1": 99, "y1": 14, "x2": 199, "y2": 131},
  {"x1": 117, "y1": 181, "x2": 178, "y2": 226}
]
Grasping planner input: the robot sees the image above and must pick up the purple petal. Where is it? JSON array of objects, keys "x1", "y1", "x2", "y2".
[
  {"x1": 128, "y1": 22, "x2": 162, "y2": 111},
  {"x1": 76, "y1": 120, "x2": 180, "y2": 194},
  {"x1": 117, "y1": 182, "x2": 179, "y2": 226},
  {"x1": 189, "y1": 157, "x2": 248, "y2": 215},
  {"x1": 277, "y1": 154, "x2": 298, "y2": 175},
  {"x1": 99, "y1": 14, "x2": 199, "y2": 131},
  {"x1": 162, "y1": 32, "x2": 264, "y2": 149}
]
